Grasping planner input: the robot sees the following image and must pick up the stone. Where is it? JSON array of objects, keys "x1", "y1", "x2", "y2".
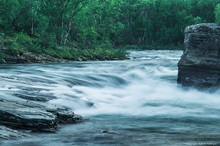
[
  {"x1": 0, "y1": 98, "x2": 82, "y2": 133},
  {"x1": 177, "y1": 23, "x2": 220, "y2": 88},
  {"x1": 0, "y1": 125, "x2": 27, "y2": 140},
  {"x1": 0, "y1": 99, "x2": 58, "y2": 132},
  {"x1": 46, "y1": 107, "x2": 83, "y2": 124}
]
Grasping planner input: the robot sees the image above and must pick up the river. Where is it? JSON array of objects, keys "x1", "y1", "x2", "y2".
[{"x1": 1, "y1": 50, "x2": 220, "y2": 146}]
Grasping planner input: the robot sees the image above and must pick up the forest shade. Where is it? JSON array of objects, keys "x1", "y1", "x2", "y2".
[{"x1": 0, "y1": 0, "x2": 220, "y2": 53}]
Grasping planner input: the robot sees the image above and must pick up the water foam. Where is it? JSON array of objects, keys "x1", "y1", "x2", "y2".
[{"x1": 68, "y1": 68, "x2": 220, "y2": 119}]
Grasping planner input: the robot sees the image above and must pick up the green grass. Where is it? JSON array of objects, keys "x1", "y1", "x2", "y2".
[
  {"x1": 0, "y1": 33, "x2": 128, "y2": 63},
  {"x1": 1, "y1": 32, "x2": 184, "y2": 64},
  {"x1": 43, "y1": 47, "x2": 127, "y2": 61}
]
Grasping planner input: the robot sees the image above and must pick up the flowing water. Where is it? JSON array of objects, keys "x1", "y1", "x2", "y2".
[{"x1": 1, "y1": 50, "x2": 220, "y2": 146}]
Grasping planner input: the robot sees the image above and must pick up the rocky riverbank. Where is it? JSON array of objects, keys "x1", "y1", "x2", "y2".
[{"x1": 0, "y1": 50, "x2": 67, "y2": 64}]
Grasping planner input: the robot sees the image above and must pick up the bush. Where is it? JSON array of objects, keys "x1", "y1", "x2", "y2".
[
  {"x1": 0, "y1": 53, "x2": 4, "y2": 63},
  {"x1": 43, "y1": 48, "x2": 60, "y2": 58},
  {"x1": 1, "y1": 33, "x2": 128, "y2": 62},
  {"x1": 215, "y1": 4, "x2": 220, "y2": 24},
  {"x1": 15, "y1": 33, "x2": 41, "y2": 53},
  {"x1": 86, "y1": 47, "x2": 128, "y2": 60}
]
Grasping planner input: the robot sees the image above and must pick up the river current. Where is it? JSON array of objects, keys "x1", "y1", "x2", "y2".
[{"x1": 1, "y1": 50, "x2": 220, "y2": 146}]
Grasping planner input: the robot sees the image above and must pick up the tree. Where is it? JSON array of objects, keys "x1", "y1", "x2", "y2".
[
  {"x1": 215, "y1": 4, "x2": 220, "y2": 24},
  {"x1": 40, "y1": 0, "x2": 88, "y2": 45},
  {"x1": 0, "y1": 0, "x2": 19, "y2": 32},
  {"x1": 1, "y1": 0, "x2": 219, "y2": 50}
]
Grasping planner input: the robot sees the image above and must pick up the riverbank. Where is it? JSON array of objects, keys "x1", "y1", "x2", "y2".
[
  {"x1": 0, "y1": 47, "x2": 128, "y2": 64},
  {"x1": 0, "y1": 33, "x2": 185, "y2": 64},
  {"x1": 0, "y1": 33, "x2": 128, "y2": 64}
]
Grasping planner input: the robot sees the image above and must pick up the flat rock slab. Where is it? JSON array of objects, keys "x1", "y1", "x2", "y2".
[
  {"x1": 0, "y1": 99, "x2": 58, "y2": 131},
  {"x1": 0, "y1": 98, "x2": 82, "y2": 139},
  {"x1": 177, "y1": 23, "x2": 220, "y2": 88}
]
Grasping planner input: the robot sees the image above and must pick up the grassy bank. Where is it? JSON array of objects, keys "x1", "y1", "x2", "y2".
[
  {"x1": 0, "y1": 33, "x2": 128, "y2": 63},
  {"x1": 0, "y1": 32, "x2": 185, "y2": 64}
]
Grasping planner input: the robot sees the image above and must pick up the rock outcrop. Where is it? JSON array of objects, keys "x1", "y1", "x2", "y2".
[
  {"x1": 0, "y1": 98, "x2": 82, "y2": 139},
  {"x1": 177, "y1": 23, "x2": 220, "y2": 88}
]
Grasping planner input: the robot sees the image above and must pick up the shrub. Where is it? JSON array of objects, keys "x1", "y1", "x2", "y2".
[
  {"x1": 0, "y1": 53, "x2": 4, "y2": 63},
  {"x1": 215, "y1": 4, "x2": 220, "y2": 24}
]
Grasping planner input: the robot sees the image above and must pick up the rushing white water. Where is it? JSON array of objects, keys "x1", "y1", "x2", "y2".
[{"x1": 1, "y1": 50, "x2": 220, "y2": 146}]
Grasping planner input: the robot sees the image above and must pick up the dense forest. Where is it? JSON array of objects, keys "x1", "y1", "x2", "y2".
[{"x1": 0, "y1": 0, "x2": 220, "y2": 61}]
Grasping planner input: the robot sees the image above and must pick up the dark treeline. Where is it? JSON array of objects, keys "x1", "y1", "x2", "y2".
[{"x1": 0, "y1": 0, "x2": 220, "y2": 58}]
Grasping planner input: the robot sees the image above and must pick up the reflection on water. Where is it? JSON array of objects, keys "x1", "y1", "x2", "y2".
[{"x1": 1, "y1": 50, "x2": 220, "y2": 146}]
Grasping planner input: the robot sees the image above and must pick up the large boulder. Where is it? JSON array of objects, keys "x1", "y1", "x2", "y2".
[{"x1": 177, "y1": 23, "x2": 220, "y2": 88}]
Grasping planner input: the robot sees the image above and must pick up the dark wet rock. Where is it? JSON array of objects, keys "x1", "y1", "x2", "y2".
[
  {"x1": 47, "y1": 108, "x2": 82, "y2": 124},
  {"x1": 0, "y1": 126, "x2": 27, "y2": 140},
  {"x1": 0, "y1": 99, "x2": 58, "y2": 131},
  {"x1": 177, "y1": 23, "x2": 220, "y2": 88},
  {"x1": 0, "y1": 98, "x2": 82, "y2": 138}
]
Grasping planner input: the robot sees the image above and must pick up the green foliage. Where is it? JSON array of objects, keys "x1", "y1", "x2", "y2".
[
  {"x1": 215, "y1": 4, "x2": 220, "y2": 24},
  {"x1": 42, "y1": 47, "x2": 127, "y2": 60},
  {"x1": 43, "y1": 47, "x2": 78, "y2": 60},
  {"x1": 3, "y1": 35, "x2": 27, "y2": 56},
  {"x1": 0, "y1": 0, "x2": 219, "y2": 62},
  {"x1": 0, "y1": 0, "x2": 19, "y2": 32},
  {"x1": 0, "y1": 53, "x2": 4, "y2": 63}
]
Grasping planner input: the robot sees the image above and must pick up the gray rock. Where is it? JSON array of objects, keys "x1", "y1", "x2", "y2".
[
  {"x1": 0, "y1": 99, "x2": 58, "y2": 132},
  {"x1": 15, "y1": 98, "x2": 83, "y2": 123},
  {"x1": 0, "y1": 125, "x2": 27, "y2": 140},
  {"x1": 177, "y1": 23, "x2": 220, "y2": 88},
  {"x1": 0, "y1": 98, "x2": 82, "y2": 135}
]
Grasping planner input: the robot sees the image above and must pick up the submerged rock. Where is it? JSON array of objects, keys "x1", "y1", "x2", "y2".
[
  {"x1": 14, "y1": 91, "x2": 57, "y2": 102},
  {"x1": 177, "y1": 23, "x2": 220, "y2": 88}
]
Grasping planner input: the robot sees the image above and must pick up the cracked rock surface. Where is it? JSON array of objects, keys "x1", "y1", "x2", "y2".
[
  {"x1": 0, "y1": 98, "x2": 82, "y2": 140},
  {"x1": 177, "y1": 23, "x2": 220, "y2": 88}
]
